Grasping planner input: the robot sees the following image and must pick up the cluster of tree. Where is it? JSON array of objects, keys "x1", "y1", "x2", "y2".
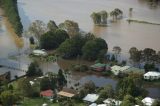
[
  {"x1": 116, "y1": 74, "x2": 148, "y2": 99},
  {"x1": 91, "y1": 11, "x2": 108, "y2": 25},
  {"x1": 40, "y1": 29, "x2": 69, "y2": 50},
  {"x1": 91, "y1": 8, "x2": 123, "y2": 25},
  {"x1": 0, "y1": 0, "x2": 23, "y2": 36},
  {"x1": 26, "y1": 61, "x2": 43, "y2": 77},
  {"x1": 29, "y1": 20, "x2": 78, "y2": 44},
  {"x1": 129, "y1": 47, "x2": 160, "y2": 70},
  {"x1": 58, "y1": 33, "x2": 108, "y2": 61}
]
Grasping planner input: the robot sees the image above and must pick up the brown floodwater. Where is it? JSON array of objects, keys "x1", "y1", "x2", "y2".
[{"x1": 16, "y1": 0, "x2": 160, "y2": 98}]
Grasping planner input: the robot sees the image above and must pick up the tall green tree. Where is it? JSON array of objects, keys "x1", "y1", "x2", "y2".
[{"x1": 47, "y1": 20, "x2": 58, "y2": 31}]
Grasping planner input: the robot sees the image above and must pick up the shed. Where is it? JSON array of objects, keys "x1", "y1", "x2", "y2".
[
  {"x1": 40, "y1": 89, "x2": 54, "y2": 99},
  {"x1": 90, "y1": 63, "x2": 106, "y2": 71},
  {"x1": 33, "y1": 49, "x2": 47, "y2": 56},
  {"x1": 57, "y1": 88, "x2": 77, "y2": 98},
  {"x1": 83, "y1": 94, "x2": 99, "y2": 103}
]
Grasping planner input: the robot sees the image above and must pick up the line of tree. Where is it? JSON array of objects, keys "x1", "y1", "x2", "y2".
[
  {"x1": 91, "y1": 8, "x2": 123, "y2": 25},
  {"x1": 0, "y1": 0, "x2": 23, "y2": 36}
]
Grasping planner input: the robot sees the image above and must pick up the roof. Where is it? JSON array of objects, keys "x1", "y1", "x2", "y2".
[
  {"x1": 57, "y1": 91, "x2": 75, "y2": 98},
  {"x1": 89, "y1": 103, "x2": 97, "y2": 106},
  {"x1": 144, "y1": 71, "x2": 160, "y2": 77},
  {"x1": 103, "y1": 98, "x2": 122, "y2": 105},
  {"x1": 33, "y1": 50, "x2": 47, "y2": 56},
  {"x1": 40, "y1": 89, "x2": 54, "y2": 97},
  {"x1": 111, "y1": 65, "x2": 121, "y2": 71},
  {"x1": 91, "y1": 63, "x2": 106, "y2": 68},
  {"x1": 83, "y1": 94, "x2": 99, "y2": 102},
  {"x1": 57, "y1": 88, "x2": 77, "y2": 98},
  {"x1": 142, "y1": 97, "x2": 155, "y2": 106},
  {"x1": 97, "y1": 104, "x2": 107, "y2": 106}
]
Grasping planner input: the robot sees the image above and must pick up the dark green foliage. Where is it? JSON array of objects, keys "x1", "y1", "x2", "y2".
[
  {"x1": 99, "y1": 84, "x2": 114, "y2": 99},
  {"x1": 18, "y1": 78, "x2": 34, "y2": 97},
  {"x1": 58, "y1": 35, "x2": 86, "y2": 58},
  {"x1": 1, "y1": 0, "x2": 23, "y2": 36},
  {"x1": 40, "y1": 29, "x2": 69, "y2": 50},
  {"x1": 82, "y1": 38, "x2": 108, "y2": 61},
  {"x1": 40, "y1": 77, "x2": 56, "y2": 91},
  {"x1": 144, "y1": 63, "x2": 155, "y2": 72},
  {"x1": 0, "y1": 90, "x2": 20, "y2": 106},
  {"x1": 57, "y1": 69, "x2": 67, "y2": 87},
  {"x1": 26, "y1": 61, "x2": 43, "y2": 77},
  {"x1": 29, "y1": 37, "x2": 35, "y2": 45}
]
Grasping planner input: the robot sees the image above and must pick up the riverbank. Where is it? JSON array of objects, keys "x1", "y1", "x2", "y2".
[{"x1": 0, "y1": 8, "x2": 24, "y2": 48}]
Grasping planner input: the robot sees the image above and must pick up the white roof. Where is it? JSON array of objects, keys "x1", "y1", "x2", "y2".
[
  {"x1": 29, "y1": 81, "x2": 34, "y2": 85},
  {"x1": 142, "y1": 97, "x2": 155, "y2": 106},
  {"x1": 33, "y1": 50, "x2": 47, "y2": 56},
  {"x1": 42, "y1": 103, "x2": 48, "y2": 106},
  {"x1": 97, "y1": 104, "x2": 107, "y2": 106},
  {"x1": 89, "y1": 103, "x2": 97, "y2": 106},
  {"x1": 111, "y1": 65, "x2": 130, "y2": 71},
  {"x1": 103, "y1": 98, "x2": 122, "y2": 105},
  {"x1": 144, "y1": 71, "x2": 160, "y2": 77},
  {"x1": 83, "y1": 94, "x2": 99, "y2": 102}
]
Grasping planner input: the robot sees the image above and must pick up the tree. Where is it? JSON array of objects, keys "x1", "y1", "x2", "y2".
[
  {"x1": 40, "y1": 77, "x2": 56, "y2": 91},
  {"x1": 0, "y1": 90, "x2": 20, "y2": 106},
  {"x1": 82, "y1": 38, "x2": 108, "y2": 61},
  {"x1": 59, "y1": 20, "x2": 79, "y2": 38},
  {"x1": 99, "y1": 84, "x2": 114, "y2": 99},
  {"x1": 129, "y1": 47, "x2": 142, "y2": 66},
  {"x1": 26, "y1": 61, "x2": 43, "y2": 77},
  {"x1": 113, "y1": 46, "x2": 121, "y2": 61},
  {"x1": 58, "y1": 35, "x2": 86, "y2": 58},
  {"x1": 121, "y1": 95, "x2": 135, "y2": 106},
  {"x1": 47, "y1": 20, "x2": 58, "y2": 31},
  {"x1": 144, "y1": 63, "x2": 155, "y2": 72},
  {"x1": 142, "y1": 48, "x2": 156, "y2": 63},
  {"x1": 29, "y1": 36, "x2": 35, "y2": 45},
  {"x1": 110, "y1": 8, "x2": 123, "y2": 21},
  {"x1": 57, "y1": 69, "x2": 67, "y2": 87},
  {"x1": 29, "y1": 20, "x2": 47, "y2": 41},
  {"x1": 18, "y1": 78, "x2": 34, "y2": 97},
  {"x1": 40, "y1": 30, "x2": 69, "y2": 50},
  {"x1": 91, "y1": 12, "x2": 101, "y2": 25},
  {"x1": 152, "y1": 99, "x2": 160, "y2": 106}
]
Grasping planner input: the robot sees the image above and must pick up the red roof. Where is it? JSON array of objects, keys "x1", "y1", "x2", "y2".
[{"x1": 40, "y1": 89, "x2": 54, "y2": 97}]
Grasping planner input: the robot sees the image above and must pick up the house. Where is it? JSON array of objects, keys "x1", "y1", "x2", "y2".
[
  {"x1": 144, "y1": 71, "x2": 160, "y2": 80},
  {"x1": 142, "y1": 97, "x2": 155, "y2": 106},
  {"x1": 83, "y1": 94, "x2": 99, "y2": 103},
  {"x1": 57, "y1": 88, "x2": 77, "y2": 98},
  {"x1": 111, "y1": 65, "x2": 124, "y2": 75},
  {"x1": 40, "y1": 89, "x2": 54, "y2": 99},
  {"x1": 103, "y1": 98, "x2": 122, "y2": 106},
  {"x1": 90, "y1": 63, "x2": 107, "y2": 71},
  {"x1": 111, "y1": 65, "x2": 144, "y2": 75},
  {"x1": 32, "y1": 49, "x2": 47, "y2": 56}
]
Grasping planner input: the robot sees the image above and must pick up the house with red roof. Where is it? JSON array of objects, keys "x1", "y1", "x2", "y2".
[{"x1": 40, "y1": 89, "x2": 54, "y2": 99}]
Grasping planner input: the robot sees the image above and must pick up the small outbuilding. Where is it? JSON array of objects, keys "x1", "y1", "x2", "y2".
[
  {"x1": 83, "y1": 94, "x2": 99, "y2": 103},
  {"x1": 103, "y1": 98, "x2": 122, "y2": 106},
  {"x1": 144, "y1": 71, "x2": 160, "y2": 80},
  {"x1": 40, "y1": 89, "x2": 54, "y2": 99},
  {"x1": 57, "y1": 88, "x2": 77, "y2": 98},
  {"x1": 90, "y1": 63, "x2": 106, "y2": 72}
]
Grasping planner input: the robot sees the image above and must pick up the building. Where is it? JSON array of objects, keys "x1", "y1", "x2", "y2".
[
  {"x1": 40, "y1": 89, "x2": 54, "y2": 99},
  {"x1": 83, "y1": 94, "x2": 99, "y2": 103},
  {"x1": 57, "y1": 88, "x2": 77, "y2": 98},
  {"x1": 111, "y1": 65, "x2": 144, "y2": 75},
  {"x1": 144, "y1": 71, "x2": 160, "y2": 80},
  {"x1": 103, "y1": 98, "x2": 122, "y2": 106},
  {"x1": 90, "y1": 63, "x2": 107, "y2": 72},
  {"x1": 142, "y1": 97, "x2": 155, "y2": 106},
  {"x1": 32, "y1": 49, "x2": 47, "y2": 56}
]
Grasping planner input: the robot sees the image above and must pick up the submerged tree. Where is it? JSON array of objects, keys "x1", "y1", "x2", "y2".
[
  {"x1": 113, "y1": 46, "x2": 121, "y2": 61},
  {"x1": 59, "y1": 20, "x2": 79, "y2": 38},
  {"x1": 110, "y1": 8, "x2": 123, "y2": 21},
  {"x1": 91, "y1": 10, "x2": 108, "y2": 25},
  {"x1": 47, "y1": 20, "x2": 58, "y2": 31}
]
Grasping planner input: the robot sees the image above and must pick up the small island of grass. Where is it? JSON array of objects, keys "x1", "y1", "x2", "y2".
[{"x1": 127, "y1": 19, "x2": 160, "y2": 25}]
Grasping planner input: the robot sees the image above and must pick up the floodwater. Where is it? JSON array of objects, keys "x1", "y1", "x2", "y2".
[
  {"x1": 17, "y1": 0, "x2": 160, "y2": 60},
  {"x1": 17, "y1": 0, "x2": 160, "y2": 98}
]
